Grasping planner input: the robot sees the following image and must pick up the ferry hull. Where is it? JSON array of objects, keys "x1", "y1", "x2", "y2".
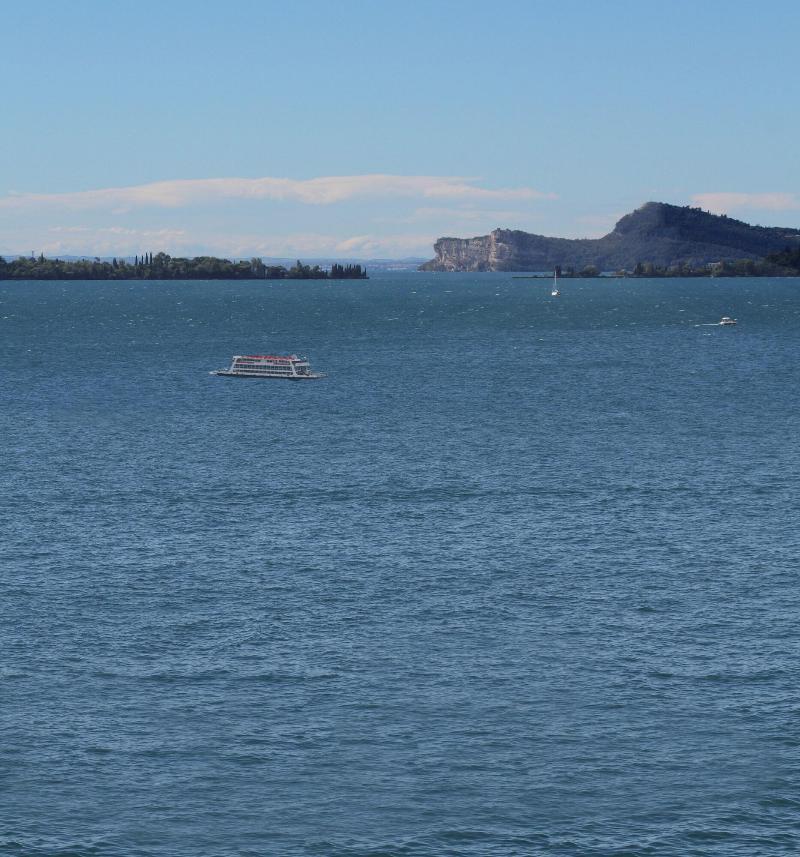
[{"x1": 211, "y1": 371, "x2": 325, "y2": 379}]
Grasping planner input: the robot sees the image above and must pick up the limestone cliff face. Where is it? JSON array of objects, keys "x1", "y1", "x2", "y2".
[
  {"x1": 420, "y1": 202, "x2": 800, "y2": 271},
  {"x1": 426, "y1": 234, "x2": 496, "y2": 271}
]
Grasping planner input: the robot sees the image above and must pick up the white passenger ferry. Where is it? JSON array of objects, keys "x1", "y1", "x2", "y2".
[{"x1": 212, "y1": 354, "x2": 325, "y2": 379}]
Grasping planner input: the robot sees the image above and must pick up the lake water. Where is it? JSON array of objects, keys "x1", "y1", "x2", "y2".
[{"x1": 2, "y1": 273, "x2": 799, "y2": 856}]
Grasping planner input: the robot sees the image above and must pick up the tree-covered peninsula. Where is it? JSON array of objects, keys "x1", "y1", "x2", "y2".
[
  {"x1": 620, "y1": 246, "x2": 800, "y2": 278},
  {"x1": 518, "y1": 248, "x2": 800, "y2": 279},
  {"x1": 0, "y1": 253, "x2": 368, "y2": 280}
]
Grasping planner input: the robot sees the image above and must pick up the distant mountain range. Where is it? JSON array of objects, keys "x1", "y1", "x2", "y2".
[{"x1": 420, "y1": 202, "x2": 800, "y2": 272}]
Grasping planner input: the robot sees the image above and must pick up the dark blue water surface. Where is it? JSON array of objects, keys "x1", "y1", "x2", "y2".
[{"x1": 2, "y1": 273, "x2": 800, "y2": 856}]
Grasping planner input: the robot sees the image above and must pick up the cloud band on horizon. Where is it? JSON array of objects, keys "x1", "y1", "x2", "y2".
[
  {"x1": 0, "y1": 174, "x2": 555, "y2": 212},
  {"x1": 691, "y1": 192, "x2": 799, "y2": 215}
]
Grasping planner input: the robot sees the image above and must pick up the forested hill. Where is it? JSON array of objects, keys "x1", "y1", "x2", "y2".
[
  {"x1": 421, "y1": 202, "x2": 800, "y2": 271},
  {"x1": 0, "y1": 253, "x2": 368, "y2": 280}
]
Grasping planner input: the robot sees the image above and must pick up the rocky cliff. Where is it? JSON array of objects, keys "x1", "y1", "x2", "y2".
[{"x1": 420, "y1": 202, "x2": 800, "y2": 271}]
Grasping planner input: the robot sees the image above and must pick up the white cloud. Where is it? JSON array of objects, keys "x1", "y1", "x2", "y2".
[
  {"x1": 335, "y1": 235, "x2": 378, "y2": 253},
  {"x1": 334, "y1": 234, "x2": 435, "y2": 256},
  {"x1": 0, "y1": 174, "x2": 553, "y2": 212},
  {"x1": 34, "y1": 226, "x2": 190, "y2": 256},
  {"x1": 691, "y1": 192, "x2": 800, "y2": 214},
  {"x1": 408, "y1": 206, "x2": 527, "y2": 223}
]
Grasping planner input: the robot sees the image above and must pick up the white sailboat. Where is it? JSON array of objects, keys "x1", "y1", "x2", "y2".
[{"x1": 551, "y1": 268, "x2": 560, "y2": 297}]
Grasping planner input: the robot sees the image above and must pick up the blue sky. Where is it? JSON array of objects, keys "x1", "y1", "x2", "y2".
[{"x1": 1, "y1": 0, "x2": 798, "y2": 258}]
